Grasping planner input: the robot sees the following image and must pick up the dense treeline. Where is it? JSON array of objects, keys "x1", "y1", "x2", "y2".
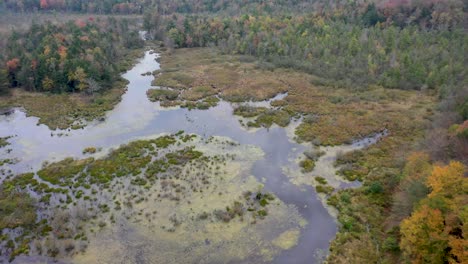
[
  {"x1": 2, "y1": 0, "x2": 300, "y2": 14},
  {"x1": 1, "y1": 0, "x2": 147, "y2": 14},
  {"x1": 147, "y1": 13, "x2": 466, "y2": 92},
  {"x1": 2, "y1": 0, "x2": 466, "y2": 27},
  {"x1": 1, "y1": 18, "x2": 143, "y2": 94}
]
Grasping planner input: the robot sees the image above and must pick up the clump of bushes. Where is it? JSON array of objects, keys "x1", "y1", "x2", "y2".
[
  {"x1": 214, "y1": 201, "x2": 244, "y2": 222},
  {"x1": 233, "y1": 106, "x2": 267, "y2": 118},
  {"x1": 180, "y1": 96, "x2": 219, "y2": 110},
  {"x1": 82, "y1": 147, "x2": 97, "y2": 154},
  {"x1": 316, "y1": 185, "x2": 334, "y2": 194},
  {"x1": 165, "y1": 147, "x2": 203, "y2": 165},
  {"x1": 300, "y1": 158, "x2": 315, "y2": 172},
  {"x1": 315, "y1": 176, "x2": 327, "y2": 185},
  {"x1": 147, "y1": 89, "x2": 179, "y2": 102},
  {"x1": 153, "y1": 135, "x2": 177, "y2": 148},
  {"x1": 304, "y1": 149, "x2": 325, "y2": 160},
  {"x1": 248, "y1": 109, "x2": 291, "y2": 128},
  {"x1": 211, "y1": 192, "x2": 276, "y2": 223},
  {"x1": 335, "y1": 150, "x2": 364, "y2": 166},
  {"x1": 300, "y1": 148, "x2": 324, "y2": 173},
  {"x1": 38, "y1": 158, "x2": 92, "y2": 186},
  {"x1": 0, "y1": 189, "x2": 36, "y2": 230}
]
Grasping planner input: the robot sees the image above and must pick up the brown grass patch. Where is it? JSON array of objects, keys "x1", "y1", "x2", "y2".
[
  {"x1": 156, "y1": 48, "x2": 288, "y2": 101},
  {"x1": 0, "y1": 82, "x2": 126, "y2": 130},
  {"x1": 155, "y1": 48, "x2": 435, "y2": 145}
]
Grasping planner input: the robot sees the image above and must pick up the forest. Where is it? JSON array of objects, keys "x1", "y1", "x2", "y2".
[
  {"x1": 147, "y1": 14, "x2": 465, "y2": 91},
  {"x1": 1, "y1": 18, "x2": 143, "y2": 94},
  {"x1": 0, "y1": 0, "x2": 466, "y2": 263}
]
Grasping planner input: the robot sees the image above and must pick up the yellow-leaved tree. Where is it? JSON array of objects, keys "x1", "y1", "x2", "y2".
[
  {"x1": 400, "y1": 205, "x2": 447, "y2": 264},
  {"x1": 400, "y1": 161, "x2": 467, "y2": 264},
  {"x1": 68, "y1": 67, "x2": 88, "y2": 92},
  {"x1": 41, "y1": 76, "x2": 54, "y2": 91},
  {"x1": 427, "y1": 161, "x2": 466, "y2": 199}
]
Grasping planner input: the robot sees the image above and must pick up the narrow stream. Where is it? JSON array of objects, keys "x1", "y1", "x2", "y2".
[{"x1": 0, "y1": 51, "x2": 382, "y2": 263}]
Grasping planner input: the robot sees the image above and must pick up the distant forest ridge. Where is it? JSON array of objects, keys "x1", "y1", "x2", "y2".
[{"x1": 1, "y1": 0, "x2": 466, "y2": 26}]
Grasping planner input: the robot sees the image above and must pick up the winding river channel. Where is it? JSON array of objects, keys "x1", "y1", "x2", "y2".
[{"x1": 0, "y1": 51, "x2": 383, "y2": 264}]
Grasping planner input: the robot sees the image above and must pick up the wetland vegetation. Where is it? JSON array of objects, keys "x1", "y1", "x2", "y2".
[
  {"x1": 1, "y1": 133, "x2": 304, "y2": 262},
  {"x1": 0, "y1": 1, "x2": 467, "y2": 264}
]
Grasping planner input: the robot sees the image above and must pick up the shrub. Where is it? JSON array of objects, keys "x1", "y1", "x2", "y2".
[
  {"x1": 147, "y1": 89, "x2": 179, "y2": 102},
  {"x1": 82, "y1": 147, "x2": 97, "y2": 154},
  {"x1": 300, "y1": 159, "x2": 315, "y2": 172}
]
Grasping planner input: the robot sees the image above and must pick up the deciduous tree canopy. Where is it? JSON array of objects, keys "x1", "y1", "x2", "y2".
[{"x1": 3, "y1": 18, "x2": 143, "y2": 93}]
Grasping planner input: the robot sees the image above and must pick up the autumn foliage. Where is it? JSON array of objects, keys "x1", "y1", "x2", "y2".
[
  {"x1": 3, "y1": 19, "x2": 143, "y2": 93},
  {"x1": 400, "y1": 161, "x2": 467, "y2": 263},
  {"x1": 6, "y1": 58, "x2": 20, "y2": 72},
  {"x1": 400, "y1": 205, "x2": 447, "y2": 264},
  {"x1": 40, "y1": 0, "x2": 48, "y2": 9}
]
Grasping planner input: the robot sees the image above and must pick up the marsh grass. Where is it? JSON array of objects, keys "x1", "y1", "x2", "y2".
[{"x1": 153, "y1": 48, "x2": 288, "y2": 103}]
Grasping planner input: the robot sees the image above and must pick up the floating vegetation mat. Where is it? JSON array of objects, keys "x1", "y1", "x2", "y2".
[{"x1": 0, "y1": 133, "x2": 305, "y2": 263}]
